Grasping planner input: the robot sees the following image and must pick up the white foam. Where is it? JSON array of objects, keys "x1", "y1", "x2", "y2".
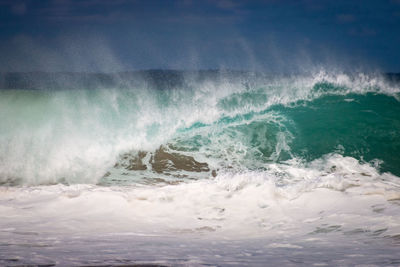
[
  {"x1": 1, "y1": 154, "x2": 399, "y2": 240},
  {"x1": 0, "y1": 70, "x2": 399, "y2": 185}
]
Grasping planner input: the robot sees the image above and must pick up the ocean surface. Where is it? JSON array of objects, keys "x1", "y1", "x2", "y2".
[{"x1": 1, "y1": 70, "x2": 400, "y2": 266}]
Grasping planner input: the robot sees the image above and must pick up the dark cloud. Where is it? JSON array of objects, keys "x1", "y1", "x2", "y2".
[
  {"x1": 348, "y1": 27, "x2": 377, "y2": 37},
  {"x1": 212, "y1": 0, "x2": 242, "y2": 10},
  {"x1": 0, "y1": 0, "x2": 399, "y2": 72},
  {"x1": 11, "y1": 2, "x2": 27, "y2": 15},
  {"x1": 336, "y1": 14, "x2": 356, "y2": 23}
]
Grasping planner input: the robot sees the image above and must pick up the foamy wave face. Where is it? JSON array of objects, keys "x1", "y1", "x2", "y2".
[
  {"x1": 0, "y1": 86, "x2": 221, "y2": 184},
  {"x1": 1, "y1": 154, "x2": 399, "y2": 239},
  {"x1": 0, "y1": 70, "x2": 399, "y2": 185}
]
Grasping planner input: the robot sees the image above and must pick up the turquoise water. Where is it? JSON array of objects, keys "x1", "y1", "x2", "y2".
[
  {"x1": 275, "y1": 93, "x2": 400, "y2": 175},
  {"x1": 1, "y1": 71, "x2": 400, "y2": 266},
  {"x1": 0, "y1": 71, "x2": 399, "y2": 185}
]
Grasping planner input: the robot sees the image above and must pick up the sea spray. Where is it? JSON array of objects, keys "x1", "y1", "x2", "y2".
[
  {"x1": 1, "y1": 70, "x2": 399, "y2": 185},
  {"x1": 1, "y1": 70, "x2": 400, "y2": 266}
]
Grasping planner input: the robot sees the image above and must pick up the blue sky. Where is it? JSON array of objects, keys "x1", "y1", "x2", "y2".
[{"x1": 1, "y1": 0, "x2": 400, "y2": 72}]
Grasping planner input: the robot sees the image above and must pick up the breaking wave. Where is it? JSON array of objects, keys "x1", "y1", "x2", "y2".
[{"x1": 0, "y1": 70, "x2": 399, "y2": 185}]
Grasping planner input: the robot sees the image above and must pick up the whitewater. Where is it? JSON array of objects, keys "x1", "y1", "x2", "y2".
[{"x1": 1, "y1": 70, "x2": 400, "y2": 266}]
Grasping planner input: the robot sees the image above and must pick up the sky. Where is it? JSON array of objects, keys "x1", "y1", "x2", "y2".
[{"x1": 0, "y1": 0, "x2": 400, "y2": 72}]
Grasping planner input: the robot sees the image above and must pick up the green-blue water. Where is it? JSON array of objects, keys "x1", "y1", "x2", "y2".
[
  {"x1": 1, "y1": 71, "x2": 400, "y2": 267},
  {"x1": 0, "y1": 70, "x2": 399, "y2": 185},
  {"x1": 276, "y1": 93, "x2": 400, "y2": 175}
]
